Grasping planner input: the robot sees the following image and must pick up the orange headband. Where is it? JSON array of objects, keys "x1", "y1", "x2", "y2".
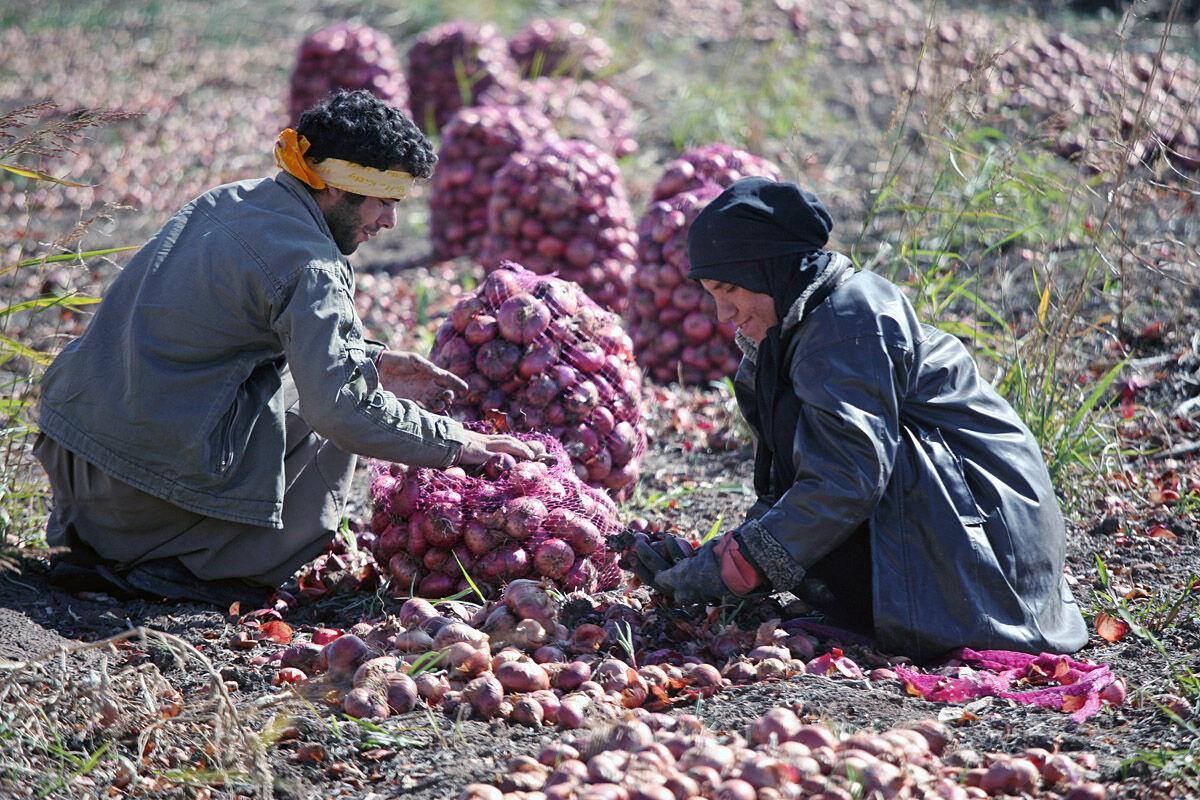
[{"x1": 273, "y1": 128, "x2": 418, "y2": 199}]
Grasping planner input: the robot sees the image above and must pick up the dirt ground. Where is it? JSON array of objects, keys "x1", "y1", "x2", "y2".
[{"x1": 1, "y1": 415, "x2": 1197, "y2": 798}]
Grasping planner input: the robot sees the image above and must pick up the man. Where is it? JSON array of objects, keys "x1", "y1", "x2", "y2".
[
  {"x1": 632, "y1": 177, "x2": 1088, "y2": 661},
  {"x1": 35, "y1": 90, "x2": 540, "y2": 606}
]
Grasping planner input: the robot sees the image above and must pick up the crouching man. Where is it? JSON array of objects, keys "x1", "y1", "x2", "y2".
[{"x1": 35, "y1": 90, "x2": 540, "y2": 606}]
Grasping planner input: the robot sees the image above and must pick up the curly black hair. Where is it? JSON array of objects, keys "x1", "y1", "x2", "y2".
[{"x1": 296, "y1": 90, "x2": 437, "y2": 179}]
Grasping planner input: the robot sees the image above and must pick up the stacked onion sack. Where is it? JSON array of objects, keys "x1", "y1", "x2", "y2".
[
  {"x1": 651, "y1": 142, "x2": 784, "y2": 202},
  {"x1": 479, "y1": 139, "x2": 638, "y2": 313},
  {"x1": 429, "y1": 105, "x2": 558, "y2": 262},
  {"x1": 481, "y1": 77, "x2": 638, "y2": 158},
  {"x1": 370, "y1": 435, "x2": 622, "y2": 599},
  {"x1": 431, "y1": 262, "x2": 647, "y2": 501},
  {"x1": 785, "y1": 4, "x2": 1200, "y2": 172},
  {"x1": 627, "y1": 183, "x2": 742, "y2": 385},
  {"x1": 507, "y1": 17, "x2": 613, "y2": 79},
  {"x1": 626, "y1": 144, "x2": 783, "y2": 386},
  {"x1": 406, "y1": 21, "x2": 519, "y2": 133},
  {"x1": 287, "y1": 23, "x2": 407, "y2": 123}
]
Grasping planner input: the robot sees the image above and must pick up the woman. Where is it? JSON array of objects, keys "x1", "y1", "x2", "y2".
[{"x1": 634, "y1": 177, "x2": 1087, "y2": 661}]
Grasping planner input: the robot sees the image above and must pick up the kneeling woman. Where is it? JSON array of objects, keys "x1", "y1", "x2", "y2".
[{"x1": 636, "y1": 177, "x2": 1087, "y2": 661}]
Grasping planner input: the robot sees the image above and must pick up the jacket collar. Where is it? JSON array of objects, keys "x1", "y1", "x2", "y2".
[{"x1": 275, "y1": 171, "x2": 337, "y2": 242}]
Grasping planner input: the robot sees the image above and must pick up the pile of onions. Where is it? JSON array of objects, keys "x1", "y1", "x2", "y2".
[
  {"x1": 406, "y1": 21, "x2": 519, "y2": 133},
  {"x1": 369, "y1": 436, "x2": 622, "y2": 598},
  {"x1": 286, "y1": 23, "x2": 407, "y2": 123},
  {"x1": 471, "y1": 708, "x2": 1110, "y2": 800},
  {"x1": 651, "y1": 143, "x2": 783, "y2": 202},
  {"x1": 429, "y1": 105, "x2": 557, "y2": 262},
  {"x1": 785, "y1": 4, "x2": 1199, "y2": 171},
  {"x1": 479, "y1": 140, "x2": 638, "y2": 314},
  {"x1": 430, "y1": 262, "x2": 647, "y2": 500},
  {"x1": 506, "y1": 17, "x2": 613, "y2": 80},
  {"x1": 627, "y1": 184, "x2": 742, "y2": 386},
  {"x1": 481, "y1": 77, "x2": 638, "y2": 158}
]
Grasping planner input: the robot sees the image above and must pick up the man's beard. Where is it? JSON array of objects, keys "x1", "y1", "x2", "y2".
[{"x1": 324, "y1": 196, "x2": 362, "y2": 255}]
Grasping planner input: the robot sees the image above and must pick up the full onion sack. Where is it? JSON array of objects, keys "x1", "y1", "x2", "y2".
[
  {"x1": 429, "y1": 104, "x2": 558, "y2": 263},
  {"x1": 431, "y1": 261, "x2": 647, "y2": 501},
  {"x1": 287, "y1": 23, "x2": 407, "y2": 124},
  {"x1": 481, "y1": 77, "x2": 638, "y2": 159},
  {"x1": 627, "y1": 184, "x2": 742, "y2": 385},
  {"x1": 651, "y1": 142, "x2": 783, "y2": 202},
  {"x1": 406, "y1": 20, "x2": 519, "y2": 133},
  {"x1": 369, "y1": 433, "x2": 622, "y2": 599},
  {"x1": 507, "y1": 17, "x2": 613, "y2": 80},
  {"x1": 479, "y1": 139, "x2": 638, "y2": 314}
]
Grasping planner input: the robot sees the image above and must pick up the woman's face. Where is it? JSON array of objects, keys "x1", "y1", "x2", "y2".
[{"x1": 700, "y1": 279, "x2": 778, "y2": 342}]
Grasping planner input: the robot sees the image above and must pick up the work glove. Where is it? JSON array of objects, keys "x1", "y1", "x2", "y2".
[
  {"x1": 634, "y1": 529, "x2": 767, "y2": 605},
  {"x1": 628, "y1": 532, "x2": 695, "y2": 587}
]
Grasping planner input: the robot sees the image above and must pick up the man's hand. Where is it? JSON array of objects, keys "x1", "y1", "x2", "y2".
[
  {"x1": 456, "y1": 429, "x2": 549, "y2": 466},
  {"x1": 376, "y1": 351, "x2": 468, "y2": 412}
]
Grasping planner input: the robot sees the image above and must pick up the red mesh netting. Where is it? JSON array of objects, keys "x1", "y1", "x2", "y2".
[
  {"x1": 287, "y1": 23, "x2": 407, "y2": 124},
  {"x1": 369, "y1": 431, "x2": 623, "y2": 599},
  {"x1": 430, "y1": 261, "x2": 647, "y2": 502}
]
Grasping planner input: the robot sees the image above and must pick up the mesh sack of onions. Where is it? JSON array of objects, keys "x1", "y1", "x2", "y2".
[
  {"x1": 431, "y1": 262, "x2": 647, "y2": 501},
  {"x1": 406, "y1": 20, "x2": 518, "y2": 133},
  {"x1": 480, "y1": 77, "x2": 638, "y2": 158},
  {"x1": 627, "y1": 184, "x2": 741, "y2": 385},
  {"x1": 507, "y1": 17, "x2": 613, "y2": 80},
  {"x1": 287, "y1": 23, "x2": 407, "y2": 123},
  {"x1": 478, "y1": 139, "x2": 638, "y2": 314},
  {"x1": 651, "y1": 142, "x2": 783, "y2": 202},
  {"x1": 369, "y1": 433, "x2": 622, "y2": 599},
  {"x1": 429, "y1": 105, "x2": 558, "y2": 263}
]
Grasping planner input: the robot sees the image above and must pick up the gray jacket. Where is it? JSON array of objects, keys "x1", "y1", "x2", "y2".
[
  {"x1": 38, "y1": 173, "x2": 464, "y2": 528},
  {"x1": 734, "y1": 259, "x2": 1088, "y2": 659}
]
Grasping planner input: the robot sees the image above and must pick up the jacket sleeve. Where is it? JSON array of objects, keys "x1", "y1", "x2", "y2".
[
  {"x1": 736, "y1": 332, "x2": 903, "y2": 591},
  {"x1": 273, "y1": 264, "x2": 465, "y2": 466}
]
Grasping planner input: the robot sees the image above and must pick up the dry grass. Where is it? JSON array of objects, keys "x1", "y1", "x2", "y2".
[{"x1": 0, "y1": 627, "x2": 274, "y2": 798}]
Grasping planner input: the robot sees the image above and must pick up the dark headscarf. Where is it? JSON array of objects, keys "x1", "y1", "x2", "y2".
[
  {"x1": 686, "y1": 176, "x2": 835, "y2": 329},
  {"x1": 687, "y1": 178, "x2": 842, "y2": 495}
]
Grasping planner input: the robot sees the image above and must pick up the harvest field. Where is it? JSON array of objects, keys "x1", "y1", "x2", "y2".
[{"x1": 1, "y1": 0, "x2": 1200, "y2": 798}]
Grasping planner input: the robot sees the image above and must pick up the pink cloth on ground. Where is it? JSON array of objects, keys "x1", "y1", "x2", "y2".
[{"x1": 894, "y1": 648, "x2": 1117, "y2": 723}]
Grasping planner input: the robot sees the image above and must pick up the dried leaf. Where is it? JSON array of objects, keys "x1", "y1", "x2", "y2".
[
  {"x1": 259, "y1": 620, "x2": 294, "y2": 644},
  {"x1": 937, "y1": 706, "x2": 980, "y2": 723},
  {"x1": 293, "y1": 743, "x2": 326, "y2": 763},
  {"x1": 1147, "y1": 524, "x2": 1178, "y2": 541},
  {"x1": 1095, "y1": 612, "x2": 1130, "y2": 643},
  {"x1": 1061, "y1": 693, "x2": 1087, "y2": 713}
]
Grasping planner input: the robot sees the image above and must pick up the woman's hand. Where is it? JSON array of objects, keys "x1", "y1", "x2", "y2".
[
  {"x1": 455, "y1": 429, "x2": 549, "y2": 466},
  {"x1": 376, "y1": 350, "x2": 468, "y2": 412}
]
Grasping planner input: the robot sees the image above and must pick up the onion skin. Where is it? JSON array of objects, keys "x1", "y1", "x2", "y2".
[
  {"x1": 511, "y1": 695, "x2": 546, "y2": 726},
  {"x1": 343, "y1": 687, "x2": 390, "y2": 720},
  {"x1": 458, "y1": 784, "x2": 504, "y2": 800},
  {"x1": 385, "y1": 673, "x2": 419, "y2": 714},
  {"x1": 322, "y1": 635, "x2": 370, "y2": 683},
  {"x1": 463, "y1": 674, "x2": 505, "y2": 719},
  {"x1": 495, "y1": 658, "x2": 552, "y2": 693}
]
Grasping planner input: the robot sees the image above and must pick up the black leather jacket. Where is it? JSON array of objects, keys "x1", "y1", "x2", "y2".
[{"x1": 733, "y1": 258, "x2": 1089, "y2": 660}]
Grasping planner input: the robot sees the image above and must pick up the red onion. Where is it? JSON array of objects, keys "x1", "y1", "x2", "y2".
[
  {"x1": 406, "y1": 21, "x2": 517, "y2": 133},
  {"x1": 287, "y1": 23, "x2": 406, "y2": 124}
]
